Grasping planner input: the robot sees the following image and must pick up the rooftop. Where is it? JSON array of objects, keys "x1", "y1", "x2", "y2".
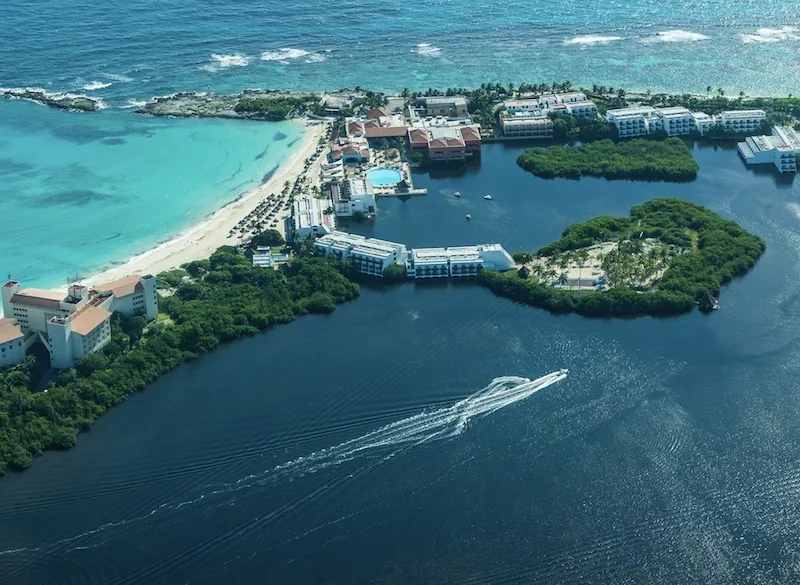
[
  {"x1": 719, "y1": 109, "x2": 766, "y2": 118},
  {"x1": 606, "y1": 106, "x2": 657, "y2": 118},
  {"x1": 0, "y1": 318, "x2": 23, "y2": 344},
  {"x1": 92, "y1": 275, "x2": 142, "y2": 298},
  {"x1": 69, "y1": 305, "x2": 112, "y2": 336},
  {"x1": 658, "y1": 106, "x2": 693, "y2": 117},
  {"x1": 292, "y1": 198, "x2": 334, "y2": 230}
]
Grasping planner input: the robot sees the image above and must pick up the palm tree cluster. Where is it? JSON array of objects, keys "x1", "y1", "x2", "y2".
[{"x1": 600, "y1": 240, "x2": 674, "y2": 289}]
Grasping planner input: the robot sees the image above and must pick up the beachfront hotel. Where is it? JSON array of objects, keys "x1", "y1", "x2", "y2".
[
  {"x1": 0, "y1": 318, "x2": 25, "y2": 369},
  {"x1": 605, "y1": 106, "x2": 664, "y2": 138},
  {"x1": 1, "y1": 275, "x2": 157, "y2": 369},
  {"x1": 313, "y1": 231, "x2": 407, "y2": 277},
  {"x1": 657, "y1": 107, "x2": 696, "y2": 137},
  {"x1": 716, "y1": 110, "x2": 767, "y2": 134},
  {"x1": 251, "y1": 246, "x2": 276, "y2": 269},
  {"x1": 692, "y1": 112, "x2": 714, "y2": 136},
  {"x1": 328, "y1": 178, "x2": 377, "y2": 218},
  {"x1": 738, "y1": 125, "x2": 799, "y2": 174},
  {"x1": 499, "y1": 116, "x2": 554, "y2": 139},
  {"x1": 408, "y1": 122, "x2": 482, "y2": 161},
  {"x1": 290, "y1": 198, "x2": 336, "y2": 241},
  {"x1": 406, "y1": 244, "x2": 515, "y2": 279}
]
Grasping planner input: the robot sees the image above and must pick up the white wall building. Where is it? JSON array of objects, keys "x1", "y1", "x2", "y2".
[
  {"x1": 314, "y1": 231, "x2": 407, "y2": 277},
  {"x1": 738, "y1": 126, "x2": 799, "y2": 174},
  {"x1": 47, "y1": 306, "x2": 112, "y2": 370},
  {"x1": 658, "y1": 107, "x2": 696, "y2": 136},
  {"x1": 606, "y1": 106, "x2": 663, "y2": 138},
  {"x1": 406, "y1": 244, "x2": 515, "y2": 278},
  {"x1": 565, "y1": 100, "x2": 598, "y2": 118},
  {"x1": 91, "y1": 275, "x2": 158, "y2": 321},
  {"x1": 0, "y1": 318, "x2": 25, "y2": 369},
  {"x1": 290, "y1": 197, "x2": 336, "y2": 241},
  {"x1": 333, "y1": 178, "x2": 377, "y2": 218},
  {"x1": 538, "y1": 92, "x2": 587, "y2": 108},
  {"x1": 252, "y1": 247, "x2": 276, "y2": 269},
  {"x1": 715, "y1": 110, "x2": 767, "y2": 134},
  {"x1": 693, "y1": 112, "x2": 714, "y2": 136},
  {"x1": 500, "y1": 116, "x2": 554, "y2": 138}
]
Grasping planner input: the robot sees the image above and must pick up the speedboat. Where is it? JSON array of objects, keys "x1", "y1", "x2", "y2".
[
  {"x1": 484, "y1": 194, "x2": 493, "y2": 200},
  {"x1": 454, "y1": 191, "x2": 461, "y2": 197},
  {"x1": 465, "y1": 213, "x2": 472, "y2": 220},
  {"x1": 559, "y1": 369, "x2": 569, "y2": 375}
]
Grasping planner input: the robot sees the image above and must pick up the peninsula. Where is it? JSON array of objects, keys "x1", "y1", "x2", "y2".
[{"x1": 480, "y1": 198, "x2": 765, "y2": 317}]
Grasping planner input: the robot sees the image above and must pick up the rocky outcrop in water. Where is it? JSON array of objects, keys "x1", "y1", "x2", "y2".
[
  {"x1": 135, "y1": 90, "x2": 321, "y2": 121},
  {"x1": 0, "y1": 88, "x2": 101, "y2": 112}
]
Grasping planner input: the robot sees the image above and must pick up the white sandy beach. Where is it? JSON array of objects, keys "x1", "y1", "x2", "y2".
[{"x1": 78, "y1": 120, "x2": 325, "y2": 288}]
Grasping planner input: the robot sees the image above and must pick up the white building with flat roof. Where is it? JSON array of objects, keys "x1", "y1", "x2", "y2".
[
  {"x1": 291, "y1": 197, "x2": 336, "y2": 241},
  {"x1": 90, "y1": 274, "x2": 158, "y2": 321},
  {"x1": 606, "y1": 106, "x2": 663, "y2": 138},
  {"x1": 406, "y1": 244, "x2": 515, "y2": 278},
  {"x1": 693, "y1": 112, "x2": 714, "y2": 136},
  {"x1": 252, "y1": 247, "x2": 276, "y2": 269},
  {"x1": 314, "y1": 231, "x2": 407, "y2": 277},
  {"x1": 332, "y1": 178, "x2": 377, "y2": 218},
  {"x1": 738, "y1": 126, "x2": 799, "y2": 174},
  {"x1": 500, "y1": 116, "x2": 553, "y2": 138},
  {"x1": 658, "y1": 107, "x2": 696, "y2": 136},
  {"x1": 565, "y1": 100, "x2": 598, "y2": 118},
  {"x1": 716, "y1": 110, "x2": 766, "y2": 134},
  {"x1": 538, "y1": 92, "x2": 587, "y2": 108},
  {"x1": 0, "y1": 318, "x2": 25, "y2": 369},
  {"x1": 414, "y1": 96, "x2": 468, "y2": 118}
]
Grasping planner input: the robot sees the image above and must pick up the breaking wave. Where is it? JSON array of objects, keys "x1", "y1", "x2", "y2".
[
  {"x1": 201, "y1": 53, "x2": 251, "y2": 72},
  {"x1": 82, "y1": 80, "x2": 113, "y2": 91},
  {"x1": 564, "y1": 35, "x2": 623, "y2": 46},
  {"x1": 641, "y1": 30, "x2": 709, "y2": 43},
  {"x1": 260, "y1": 47, "x2": 311, "y2": 61},
  {"x1": 413, "y1": 43, "x2": 442, "y2": 57},
  {"x1": 102, "y1": 72, "x2": 134, "y2": 83},
  {"x1": 741, "y1": 26, "x2": 799, "y2": 44}
]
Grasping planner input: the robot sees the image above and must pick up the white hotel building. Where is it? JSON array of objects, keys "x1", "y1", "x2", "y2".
[
  {"x1": 738, "y1": 126, "x2": 799, "y2": 174},
  {"x1": 657, "y1": 107, "x2": 696, "y2": 137},
  {"x1": 314, "y1": 231, "x2": 407, "y2": 277},
  {"x1": 1, "y1": 274, "x2": 157, "y2": 369},
  {"x1": 406, "y1": 244, "x2": 515, "y2": 279},
  {"x1": 716, "y1": 110, "x2": 767, "y2": 134},
  {"x1": 605, "y1": 106, "x2": 664, "y2": 138},
  {"x1": 0, "y1": 318, "x2": 25, "y2": 369}
]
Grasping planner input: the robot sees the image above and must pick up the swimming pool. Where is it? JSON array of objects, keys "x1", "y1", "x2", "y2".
[{"x1": 367, "y1": 168, "x2": 403, "y2": 186}]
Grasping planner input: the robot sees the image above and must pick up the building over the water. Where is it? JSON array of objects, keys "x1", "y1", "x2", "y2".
[
  {"x1": 290, "y1": 198, "x2": 336, "y2": 240},
  {"x1": 1, "y1": 274, "x2": 157, "y2": 369},
  {"x1": 738, "y1": 125, "x2": 799, "y2": 174},
  {"x1": 406, "y1": 244, "x2": 515, "y2": 279},
  {"x1": 715, "y1": 110, "x2": 767, "y2": 134},
  {"x1": 0, "y1": 318, "x2": 25, "y2": 369},
  {"x1": 314, "y1": 231, "x2": 407, "y2": 277},
  {"x1": 413, "y1": 96, "x2": 468, "y2": 118}
]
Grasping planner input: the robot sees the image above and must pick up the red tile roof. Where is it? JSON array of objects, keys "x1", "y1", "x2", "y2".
[
  {"x1": 70, "y1": 305, "x2": 112, "y2": 336},
  {"x1": 366, "y1": 107, "x2": 389, "y2": 119},
  {"x1": 0, "y1": 318, "x2": 23, "y2": 344}
]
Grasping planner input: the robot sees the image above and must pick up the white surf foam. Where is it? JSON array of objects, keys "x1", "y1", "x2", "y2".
[
  {"x1": 741, "y1": 26, "x2": 799, "y2": 44},
  {"x1": 641, "y1": 30, "x2": 709, "y2": 44},
  {"x1": 201, "y1": 53, "x2": 251, "y2": 72},
  {"x1": 413, "y1": 43, "x2": 442, "y2": 57},
  {"x1": 260, "y1": 47, "x2": 311, "y2": 61},
  {"x1": 102, "y1": 72, "x2": 134, "y2": 83},
  {"x1": 121, "y1": 99, "x2": 147, "y2": 109},
  {"x1": 304, "y1": 53, "x2": 326, "y2": 63},
  {"x1": 82, "y1": 81, "x2": 113, "y2": 91},
  {"x1": 564, "y1": 35, "x2": 623, "y2": 46}
]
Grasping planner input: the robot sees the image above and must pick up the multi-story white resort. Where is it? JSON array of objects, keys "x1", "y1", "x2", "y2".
[
  {"x1": 1, "y1": 274, "x2": 157, "y2": 369},
  {"x1": 692, "y1": 112, "x2": 714, "y2": 136},
  {"x1": 657, "y1": 107, "x2": 696, "y2": 136},
  {"x1": 499, "y1": 93, "x2": 597, "y2": 138},
  {"x1": 290, "y1": 198, "x2": 336, "y2": 241},
  {"x1": 716, "y1": 110, "x2": 767, "y2": 134},
  {"x1": 406, "y1": 244, "x2": 515, "y2": 279},
  {"x1": 313, "y1": 231, "x2": 408, "y2": 277},
  {"x1": 738, "y1": 126, "x2": 799, "y2": 174},
  {"x1": 329, "y1": 178, "x2": 377, "y2": 218},
  {"x1": 0, "y1": 318, "x2": 25, "y2": 369},
  {"x1": 500, "y1": 116, "x2": 554, "y2": 139},
  {"x1": 605, "y1": 106, "x2": 664, "y2": 138}
]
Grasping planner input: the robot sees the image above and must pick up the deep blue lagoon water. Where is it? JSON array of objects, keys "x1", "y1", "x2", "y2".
[{"x1": 1, "y1": 143, "x2": 799, "y2": 584}]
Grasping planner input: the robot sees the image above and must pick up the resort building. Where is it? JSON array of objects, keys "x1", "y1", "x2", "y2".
[
  {"x1": 408, "y1": 119, "x2": 482, "y2": 161},
  {"x1": 329, "y1": 178, "x2": 377, "y2": 218},
  {"x1": 252, "y1": 246, "x2": 276, "y2": 269},
  {"x1": 406, "y1": 244, "x2": 515, "y2": 279},
  {"x1": 537, "y1": 92, "x2": 587, "y2": 108},
  {"x1": 693, "y1": 112, "x2": 714, "y2": 136},
  {"x1": 605, "y1": 106, "x2": 663, "y2": 138},
  {"x1": 738, "y1": 126, "x2": 799, "y2": 174},
  {"x1": 346, "y1": 116, "x2": 408, "y2": 142},
  {"x1": 290, "y1": 198, "x2": 336, "y2": 241},
  {"x1": 657, "y1": 107, "x2": 696, "y2": 136},
  {"x1": 314, "y1": 231, "x2": 407, "y2": 277},
  {"x1": 0, "y1": 318, "x2": 25, "y2": 369},
  {"x1": 564, "y1": 100, "x2": 598, "y2": 118},
  {"x1": 715, "y1": 110, "x2": 767, "y2": 134},
  {"x1": 413, "y1": 96, "x2": 468, "y2": 118},
  {"x1": 499, "y1": 116, "x2": 553, "y2": 139},
  {"x1": 1, "y1": 275, "x2": 156, "y2": 369},
  {"x1": 503, "y1": 99, "x2": 543, "y2": 115},
  {"x1": 330, "y1": 142, "x2": 371, "y2": 164}
]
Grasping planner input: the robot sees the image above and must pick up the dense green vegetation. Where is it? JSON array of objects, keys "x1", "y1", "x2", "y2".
[
  {"x1": 549, "y1": 113, "x2": 618, "y2": 142},
  {"x1": 234, "y1": 95, "x2": 318, "y2": 120},
  {"x1": 382, "y1": 264, "x2": 407, "y2": 281},
  {"x1": 250, "y1": 229, "x2": 285, "y2": 248},
  {"x1": 480, "y1": 198, "x2": 765, "y2": 317},
  {"x1": 0, "y1": 248, "x2": 359, "y2": 476},
  {"x1": 517, "y1": 138, "x2": 699, "y2": 181}
]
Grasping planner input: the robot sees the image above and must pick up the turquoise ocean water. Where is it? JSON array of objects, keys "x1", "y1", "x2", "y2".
[{"x1": 1, "y1": 0, "x2": 799, "y2": 285}]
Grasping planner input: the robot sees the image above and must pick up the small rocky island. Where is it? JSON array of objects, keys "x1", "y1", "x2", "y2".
[
  {"x1": 480, "y1": 198, "x2": 765, "y2": 317},
  {"x1": 135, "y1": 90, "x2": 321, "y2": 121},
  {"x1": 0, "y1": 88, "x2": 101, "y2": 112}
]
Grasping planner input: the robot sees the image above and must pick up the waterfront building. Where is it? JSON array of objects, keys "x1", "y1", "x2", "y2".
[
  {"x1": 657, "y1": 107, "x2": 696, "y2": 136},
  {"x1": 738, "y1": 126, "x2": 799, "y2": 174},
  {"x1": 0, "y1": 318, "x2": 25, "y2": 369},
  {"x1": 252, "y1": 246, "x2": 276, "y2": 269},
  {"x1": 537, "y1": 92, "x2": 587, "y2": 108},
  {"x1": 693, "y1": 112, "x2": 714, "y2": 136},
  {"x1": 290, "y1": 198, "x2": 336, "y2": 240},
  {"x1": 406, "y1": 244, "x2": 515, "y2": 278},
  {"x1": 499, "y1": 116, "x2": 553, "y2": 138},
  {"x1": 90, "y1": 275, "x2": 158, "y2": 322},
  {"x1": 346, "y1": 116, "x2": 408, "y2": 142},
  {"x1": 503, "y1": 99, "x2": 543, "y2": 115},
  {"x1": 408, "y1": 122, "x2": 482, "y2": 161},
  {"x1": 314, "y1": 231, "x2": 407, "y2": 277},
  {"x1": 715, "y1": 110, "x2": 767, "y2": 134},
  {"x1": 330, "y1": 142, "x2": 371, "y2": 164},
  {"x1": 46, "y1": 305, "x2": 112, "y2": 370},
  {"x1": 605, "y1": 106, "x2": 663, "y2": 138},
  {"x1": 329, "y1": 178, "x2": 377, "y2": 218},
  {"x1": 413, "y1": 96, "x2": 468, "y2": 118},
  {"x1": 564, "y1": 100, "x2": 598, "y2": 118}
]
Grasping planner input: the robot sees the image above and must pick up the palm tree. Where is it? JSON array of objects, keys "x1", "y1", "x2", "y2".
[
  {"x1": 543, "y1": 268, "x2": 557, "y2": 284},
  {"x1": 530, "y1": 264, "x2": 544, "y2": 283},
  {"x1": 576, "y1": 250, "x2": 589, "y2": 284},
  {"x1": 717, "y1": 87, "x2": 725, "y2": 97},
  {"x1": 706, "y1": 85, "x2": 712, "y2": 96},
  {"x1": 557, "y1": 271, "x2": 569, "y2": 289}
]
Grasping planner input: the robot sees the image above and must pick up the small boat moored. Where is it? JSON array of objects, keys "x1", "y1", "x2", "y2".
[
  {"x1": 484, "y1": 194, "x2": 493, "y2": 200},
  {"x1": 465, "y1": 213, "x2": 472, "y2": 220},
  {"x1": 454, "y1": 191, "x2": 461, "y2": 197}
]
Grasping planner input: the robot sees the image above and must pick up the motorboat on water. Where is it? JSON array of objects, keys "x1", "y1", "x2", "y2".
[
  {"x1": 484, "y1": 194, "x2": 493, "y2": 200},
  {"x1": 454, "y1": 191, "x2": 461, "y2": 197},
  {"x1": 559, "y1": 369, "x2": 569, "y2": 375},
  {"x1": 465, "y1": 213, "x2": 472, "y2": 220}
]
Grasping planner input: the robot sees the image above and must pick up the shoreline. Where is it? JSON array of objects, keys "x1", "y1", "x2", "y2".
[{"x1": 71, "y1": 119, "x2": 324, "y2": 290}]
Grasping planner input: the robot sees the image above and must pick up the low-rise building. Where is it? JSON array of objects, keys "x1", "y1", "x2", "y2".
[
  {"x1": 499, "y1": 116, "x2": 553, "y2": 138},
  {"x1": 330, "y1": 178, "x2": 377, "y2": 218},
  {"x1": 693, "y1": 112, "x2": 714, "y2": 136},
  {"x1": 715, "y1": 110, "x2": 767, "y2": 134},
  {"x1": 503, "y1": 99, "x2": 543, "y2": 115},
  {"x1": 252, "y1": 247, "x2": 276, "y2": 269},
  {"x1": 290, "y1": 198, "x2": 336, "y2": 241},
  {"x1": 47, "y1": 305, "x2": 112, "y2": 370},
  {"x1": 90, "y1": 275, "x2": 158, "y2": 321},
  {"x1": 538, "y1": 92, "x2": 587, "y2": 108},
  {"x1": 0, "y1": 318, "x2": 25, "y2": 369},
  {"x1": 413, "y1": 96, "x2": 468, "y2": 118},
  {"x1": 605, "y1": 106, "x2": 663, "y2": 138},
  {"x1": 314, "y1": 231, "x2": 407, "y2": 277},
  {"x1": 738, "y1": 126, "x2": 799, "y2": 174},
  {"x1": 658, "y1": 107, "x2": 696, "y2": 136},
  {"x1": 330, "y1": 142, "x2": 371, "y2": 164},
  {"x1": 406, "y1": 244, "x2": 515, "y2": 278},
  {"x1": 408, "y1": 122, "x2": 481, "y2": 161},
  {"x1": 565, "y1": 100, "x2": 598, "y2": 118}
]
